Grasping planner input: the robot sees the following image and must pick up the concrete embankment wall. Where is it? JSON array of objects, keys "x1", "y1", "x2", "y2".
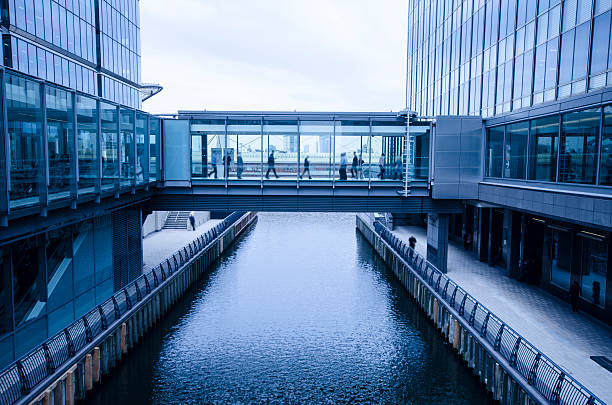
[
  {"x1": 25, "y1": 212, "x2": 257, "y2": 405},
  {"x1": 356, "y1": 214, "x2": 540, "y2": 405}
]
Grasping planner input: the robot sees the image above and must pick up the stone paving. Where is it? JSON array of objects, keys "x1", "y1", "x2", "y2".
[
  {"x1": 392, "y1": 224, "x2": 612, "y2": 404},
  {"x1": 142, "y1": 219, "x2": 222, "y2": 273}
]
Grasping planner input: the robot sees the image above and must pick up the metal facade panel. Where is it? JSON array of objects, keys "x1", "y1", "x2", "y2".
[{"x1": 162, "y1": 120, "x2": 191, "y2": 182}]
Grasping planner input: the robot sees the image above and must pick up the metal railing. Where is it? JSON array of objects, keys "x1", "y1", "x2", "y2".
[
  {"x1": 373, "y1": 221, "x2": 603, "y2": 405},
  {"x1": 0, "y1": 212, "x2": 248, "y2": 405}
]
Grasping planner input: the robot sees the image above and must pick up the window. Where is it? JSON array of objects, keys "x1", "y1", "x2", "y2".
[
  {"x1": 599, "y1": 105, "x2": 612, "y2": 185},
  {"x1": 100, "y1": 102, "x2": 118, "y2": 190},
  {"x1": 578, "y1": 233, "x2": 607, "y2": 307},
  {"x1": 120, "y1": 108, "x2": 135, "y2": 186},
  {"x1": 486, "y1": 126, "x2": 504, "y2": 177},
  {"x1": 149, "y1": 118, "x2": 160, "y2": 182},
  {"x1": 590, "y1": 10, "x2": 611, "y2": 88},
  {"x1": 6, "y1": 72, "x2": 43, "y2": 208},
  {"x1": 504, "y1": 121, "x2": 528, "y2": 179},
  {"x1": 76, "y1": 95, "x2": 98, "y2": 194},
  {"x1": 549, "y1": 228, "x2": 572, "y2": 290},
  {"x1": 135, "y1": 113, "x2": 147, "y2": 184},
  {"x1": 46, "y1": 227, "x2": 73, "y2": 312},
  {"x1": 12, "y1": 235, "x2": 45, "y2": 328},
  {"x1": 560, "y1": 108, "x2": 600, "y2": 184},
  {"x1": 529, "y1": 116, "x2": 559, "y2": 181},
  {"x1": 46, "y1": 86, "x2": 74, "y2": 201}
]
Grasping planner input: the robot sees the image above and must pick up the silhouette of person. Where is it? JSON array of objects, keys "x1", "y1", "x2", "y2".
[
  {"x1": 351, "y1": 152, "x2": 358, "y2": 178},
  {"x1": 265, "y1": 151, "x2": 279, "y2": 179},
  {"x1": 237, "y1": 152, "x2": 244, "y2": 179},
  {"x1": 301, "y1": 155, "x2": 312, "y2": 179},
  {"x1": 208, "y1": 153, "x2": 218, "y2": 178}
]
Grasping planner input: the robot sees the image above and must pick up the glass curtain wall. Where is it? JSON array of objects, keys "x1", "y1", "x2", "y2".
[
  {"x1": 412, "y1": 124, "x2": 430, "y2": 180},
  {"x1": 528, "y1": 116, "x2": 558, "y2": 181},
  {"x1": 100, "y1": 102, "x2": 118, "y2": 191},
  {"x1": 486, "y1": 126, "x2": 504, "y2": 177},
  {"x1": 149, "y1": 118, "x2": 160, "y2": 182},
  {"x1": 46, "y1": 86, "x2": 74, "y2": 201},
  {"x1": 120, "y1": 108, "x2": 134, "y2": 187},
  {"x1": 560, "y1": 108, "x2": 600, "y2": 184},
  {"x1": 578, "y1": 232, "x2": 607, "y2": 307},
  {"x1": 599, "y1": 105, "x2": 612, "y2": 185},
  {"x1": 135, "y1": 113, "x2": 147, "y2": 184},
  {"x1": 191, "y1": 119, "x2": 225, "y2": 179},
  {"x1": 227, "y1": 120, "x2": 261, "y2": 179},
  {"x1": 46, "y1": 227, "x2": 74, "y2": 336},
  {"x1": 76, "y1": 95, "x2": 98, "y2": 194},
  {"x1": 334, "y1": 121, "x2": 368, "y2": 181},
  {"x1": 372, "y1": 121, "x2": 405, "y2": 181},
  {"x1": 263, "y1": 120, "x2": 298, "y2": 179},
  {"x1": 504, "y1": 121, "x2": 528, "y2": 179},
  {"x1": 298, "y1": 121, "x2": 333, "y2": 180},
  {"x1": 7, "y1": 72, "x2": 43, "y2": 208}
]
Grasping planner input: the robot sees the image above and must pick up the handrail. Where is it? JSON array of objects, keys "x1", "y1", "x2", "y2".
[
  {"x1": 0, "y1": 212, "x2": 249, "y2": 405},
  {"x1": 372, "y1": 220, "x2": 603, "y2": 405}
]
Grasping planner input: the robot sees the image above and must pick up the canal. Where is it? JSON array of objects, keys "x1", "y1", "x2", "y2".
[{"x1": 87, "y1": 213, "x2": 492, "y2": 404}]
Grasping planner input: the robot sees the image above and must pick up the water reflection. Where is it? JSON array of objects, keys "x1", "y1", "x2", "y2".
[{"x1": 86, "y1": 213, "x2": 491, "y2": 404}]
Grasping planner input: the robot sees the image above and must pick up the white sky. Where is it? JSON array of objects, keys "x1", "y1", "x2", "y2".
[{"x1": 139, "y1": 0, "x2": 407, "y2": 114}]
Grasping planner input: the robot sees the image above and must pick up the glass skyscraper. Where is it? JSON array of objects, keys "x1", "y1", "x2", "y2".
[
  {"x1": 407, "y1": 0, "x2": 612, "y2": 322},
  {"x1": 407, "y1": 0, "x2": 612, "y2": 118},
  {"x1": 1, "y1": 0, "x2": 142, "y2": 109}
]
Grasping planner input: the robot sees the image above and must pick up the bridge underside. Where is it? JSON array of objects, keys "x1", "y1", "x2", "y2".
[{"x1": 148, "y1": 182, "x2": 462, "y2": 213}]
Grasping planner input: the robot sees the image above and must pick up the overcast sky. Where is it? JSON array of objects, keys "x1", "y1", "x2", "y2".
[{"x1": 139, "y1": 0, "x2": 407, "y2": 114}]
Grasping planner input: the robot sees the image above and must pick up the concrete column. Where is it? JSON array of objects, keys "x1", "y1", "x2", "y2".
[
  {"x1": 427, "y1": 214, "x2": 449, "y2": 273},
  {"x1": 84, "y1": 354, "x2": 93, "y2": 391},
  {"x1": 93, "y1": 347, "x2": 101, "y2": 383},
  {"x1": 65, "y1": 368, "x2": 75, "y2": 405},
  {"x1": 453, "y1": 319, "x2": 460, "y2": 349},
  {"x1": 42, "y1": 390, "x2": 52, "y2": 405},
  {"x1": 120, "y1": 323, "x2": 127, "y2": 354},
  {"x1": 53, "y1": 380, "x2": 65, "y2": 405}
]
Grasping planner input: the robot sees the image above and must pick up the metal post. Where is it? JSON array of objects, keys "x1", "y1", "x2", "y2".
[
  {"x1": 132, "y1": 109, "x2": 136, "y2": 192},
  {"x1": 144, "y1": 114, "x2": 150, "y2": 186},
  {"x1": 72, "y1": 91, "x2": 79, "y2": 205},
  {"x1": 95, "y1": 99, "x2": 102, "y2": 200},
  {"x1": 1, "y1": 69, "x2": 10, "y2": 223},
  {"x1": 404, "y1": 113, "x2": 410, "y2": 196},
  {"x1": 260, "y1": 117, "x2": 264, "y2": 188},
  {"x1": 296, "y1": 117, "x2": 300, "y2": 187},
  {"x1": 224, "y1": 117, "x2": 228, "y2": 187},
  {"x1": 40, "y1": 82, "x2": 48, "y2": 214},
  {"x1": 332, "y1": 117, "x2": 336, "y2": 187},
  {"x1": 115, "y1": 105, "x2": 121, "y2": 196},
  {"x1": 368, "y1": 119, "x2": 372, "y2": 189}
]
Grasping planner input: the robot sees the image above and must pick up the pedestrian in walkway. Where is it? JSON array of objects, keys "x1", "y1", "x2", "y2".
[
  {"x1": 351, "y1": 152, "x2": 358, "y2": 178},
  {"x1": 189, "y1": 211, "x2": 196, "y2": 231},
  {"x1": 568, "y1": 281, "x2": 580, "y2": 312},
  {"x1": 393, "y1": 157, "x2": 403, "y2": 180},
  {"x1": 593, "y1": 281, "x2": 601, "y2": 306},
  {"x1": 408, "y1": 236, "x2": 416, "y2": 249},
  {"x1": 208, "y1": 153, "x2": 218, "y2": 178},
  {"x1": 237, "y1": 152, "x2": 244, "y2": 179},
  {"x1": 463, "y1": 232, "x2": 473, "y2": 250},
  {"x1": 301, "y1": 155, "x2": 312, "y2": 179},
  {"x1": 378, "y1": 153, "x2": 386, "y2": 180},
  {"x1": 339, "y1": 152, "x2": 348, "y2": 180},
  {"x1": 224, "y1": 152, "x2": 232, "y2": 178},
  {"x1": 265, "y1": 151, "x2": 279, "y2": 179},
  {"x1": 357, "y1": 153, "x2": 364, "y2": 179}
]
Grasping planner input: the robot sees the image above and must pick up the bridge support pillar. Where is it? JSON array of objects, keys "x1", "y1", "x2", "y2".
[{"x1": 426, "y1": 214, "x2": 449, "y2": 273}]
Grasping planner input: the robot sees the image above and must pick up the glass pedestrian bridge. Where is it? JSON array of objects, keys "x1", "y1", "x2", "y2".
[{"x1": 164, "y1": 111, "x2": 431, "y2": 186}]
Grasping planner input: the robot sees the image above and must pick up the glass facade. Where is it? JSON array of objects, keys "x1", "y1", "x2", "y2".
[
  {"x1": 407, "y1": 0, "x2": 612, "y2": 118},
  {"x1": 486, "y1": 104, "x2": 612, "y2": 185},
  {"x1": 1, "y1": 0, "x2": 141, "y2": 109},
  {"x1": 189, "y1": 116, "x2": 428, "y2": 182},
  {"x1": 0, "y1": 214, "x2": 114, "y2": 365}
]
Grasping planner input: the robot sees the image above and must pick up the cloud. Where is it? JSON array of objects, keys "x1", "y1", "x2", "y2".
[{"x1": 140, "y1": 0, "x2": 407, "y2": 114}]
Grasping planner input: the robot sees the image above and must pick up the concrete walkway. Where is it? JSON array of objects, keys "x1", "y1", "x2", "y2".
[
  {"x1": 142, "y1": 219, "x2": 222, "y2": 273},
  {"x1": 391, "y1": 224, "x2": 612, "y2": 403}
]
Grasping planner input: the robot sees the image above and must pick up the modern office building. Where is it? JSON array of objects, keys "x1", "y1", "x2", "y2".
[
  {"x1": 407, "y1": 0, "x2": 612, "y2": 321},
  {"x1": 0, "y1": 0, "x2": 162, "y2": 367}
]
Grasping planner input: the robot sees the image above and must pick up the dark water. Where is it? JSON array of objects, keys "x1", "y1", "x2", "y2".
[{"x1": 87, "y1": 213, "x2": 492, "y2": 404}]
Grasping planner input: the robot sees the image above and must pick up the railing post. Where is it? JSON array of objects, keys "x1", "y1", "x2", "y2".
[
  {"x1": 494, "y1": 324, "x2": 505, "y2": 351},
  {"x1": 112, "y1": 296, "x2": 121, "y2": 320},
  {"x1": 64, "y1": 329, "x2": 76, "y2": 357},
  {"x1": 42, "y1": 343, "x2": 55, "y2": 374},
  {"x1": 450, "y1": 286, "x2": 458, "y2": 308},
  {"x1": 510, "y1": 337, "x2": 522, "y2": 367},
  {"x1": 442, "y1": 279, "x2": 450, "y2": 299},
  {"x1": 83, "y1": 315, "x2": 93, "y2": 343},
  {"x1": 459, "y1": 294, "x2": 467, "y2": 316},
  {"x1": 16, "y1": 360, "x2": 29, "y2": 395},
  {"x1": 98, "y1": 305, "x2": 108, "y2": 330},
  {"x1": 528, "y1": 353, "x2": 541, "y2": 385},
  {"x1": 124, "y1": 288, "x2": 132, "y2": 310},
  {"x1": 551, "y1": 372, "x2": 565, "y2": 405},
  {"x1": 480, "y1": 312, "x2": 490, "y2": 337},
  {"x1": 469, "y1": 302, "x2": 478, "y2": 326}
]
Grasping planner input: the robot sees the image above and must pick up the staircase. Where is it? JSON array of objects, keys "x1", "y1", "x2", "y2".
[{"x1": 163, "y1": 211, "x2": 190, "y2": 229}]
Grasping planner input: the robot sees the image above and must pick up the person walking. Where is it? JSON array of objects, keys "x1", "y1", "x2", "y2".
[
  {"x1": 351, "y1": 152, "x2": 358, "y2": 179},
  {"x1": 568, "y1": 281, "x2": 580, "y2": 312},
  {"x1": 189, "y1": 211, "x2": 196, "y2": 231},
  {"x1": 339, "y1": 152, "x2": 348, "y2": 180},
  {"x1": 378, "y1": 153, "x2": 386, "y2": 180},
  {"x1": 208, "y1": 153, "x2": 217, "y2": 178},
  {"x1": 300, "y1": 155, "x2": 312, "y2": 179},
  {"x1": 224, "y1": 152, "x2": 232, "y2": 178},
  {"x1": 357, "y1": 153, "x2": 364, "y2": 179},
  {"x1": 265, "y1": 151, "x2": 279, "y2": 179},
  {"x1": 393, "y1": 157, "x2": 403, "y2": 180},
  {"x1": 236, "y1": 152, "x2": 244, "y2": 179}
]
